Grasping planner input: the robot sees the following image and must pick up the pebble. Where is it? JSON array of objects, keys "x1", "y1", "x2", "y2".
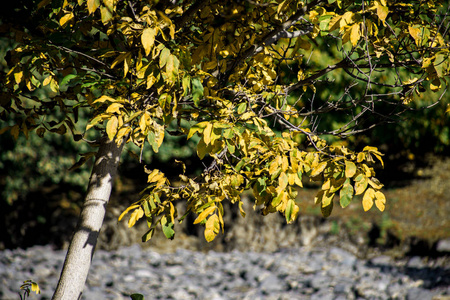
[{"x1": 0, "y1": 245, "x2": 448, "y2": 300}]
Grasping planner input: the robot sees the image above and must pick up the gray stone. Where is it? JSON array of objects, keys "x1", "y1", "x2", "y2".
[
  {"x1": 369, "y1": 255, "x2": 392, "y2": 266},
  {"x1": 406, "y1": 287, "x2": 437, "y2": 300},
  {"x1": 260, "y1": 274, "x2": 285, "y2": 293},
  {"x1": 310, "y1": 288, "x2": 335, "y2": 300},
  {"x1": 407, "y1": 256, "x2": 425, "y2": 268},
  {"x1": 436, "y1": 238, "x2": 450, "y2": 253},
  {"x1": 334, "y1": 282, "x2": 352, "y2": 295}
]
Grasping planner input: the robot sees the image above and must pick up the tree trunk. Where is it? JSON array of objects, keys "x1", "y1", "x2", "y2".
[{"x1": 52, "y1": 137, "x2": 125, "y2": 300}]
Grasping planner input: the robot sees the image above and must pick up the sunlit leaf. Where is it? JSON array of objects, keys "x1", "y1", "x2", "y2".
[
  {"x1": 376, "y1": 3, "x2": 389, "y2": 24},
  {"x1": 204, "y1": 214, "x2": 220, "y2": 242},
  {"x1": 106, "y1": 116, "x2": 118, "y2": 141},
  {"x1": 87, "y1": 0, "x2": 100, "y2": 14},
  {"x1": 374, "y1": 191, "x2": 386, "y2": 211},
  {"x1": 60, "y1": 13, "x2": 74, "y2": 27},
  {"x1": 310, "y1": 161, "x2": 327, "y2": 177},
  {"x1": 142, "y1": 28, "x2": 157, "y2": 56},
  {"x1": 362, "y1": 188, "x2": 375, "y2": 211}
]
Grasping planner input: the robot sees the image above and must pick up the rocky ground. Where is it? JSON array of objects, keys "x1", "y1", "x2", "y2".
[{"x1": 1, "y1": 243, "x2": 449, "y2": 300}]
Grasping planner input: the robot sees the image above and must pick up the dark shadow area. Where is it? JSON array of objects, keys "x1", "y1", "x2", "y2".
[{"x1": 367, "y1": 261, "x2": 450, "y2": 290}]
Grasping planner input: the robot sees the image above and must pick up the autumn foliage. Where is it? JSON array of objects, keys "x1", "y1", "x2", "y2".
[{"x1": 2, "y1": 0, "x2": 449, "y2": 243}]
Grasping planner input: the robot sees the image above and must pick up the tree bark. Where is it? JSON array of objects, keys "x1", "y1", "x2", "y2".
[{"x1": 52, "y1": 137, "x2": 125, "y2": 300}]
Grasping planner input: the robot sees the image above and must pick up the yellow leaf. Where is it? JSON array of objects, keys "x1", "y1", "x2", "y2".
[
  {"x1": 269, "y1": 159, "x2": 279, "y2": 174},
  {"x1": 321, "y1": 197, "x2": 333, "y2": 218},
  {"x1": 376, "y1": 4, "x2": 389, "y2": 24},
  {"x1": 430, "y1": 78, "x2": 441, "y2": 92},
  {"x1": 106, "y1": 102, "x2": 123, "y2": 114},
  {"x1": 278, "y1": 172, "x2": 288, "y2": 191},
  {"x1": 281, "y1": 156, "x2": 289, "y2": 172},
  {"x1": 87, "y1": 0, "x2": 100, "y2": 14},
  {"x1": 288, "y1": 172, "x2": 296, "y2": 185},
  {"x1": 345, "y1": 160, "x2": 357, "y2": 178},
  {"x1": 321, "y1": 190, "x2": 334, "y2": 208},
  {"x1": 322, "y1": 178, "x2": 331, "y2": 190},
  {"x1": 340, "y1": 11, "x2": 353, "y2": 27},
  {"x1": 139, "y1": 113, "x2": 151, "y2": 132},
  {"x1": 43, "y1": 76, "x2": 52, "y2": 86},
  {"x1": 362, "y1": 188, "x2": 375, "y2": 211},
  {"x1": 118, "y1": 204, "x2": 140, "y2": 221},
  {"x1": 277, "y1": 0, "x2": 289, "y2": 15},
  {"x1": 103, "y1": 0, "x2": 114, "y2": 13},
  {"x1": 111, "y1": 52, "x2": 131, "y2": 69},
  {"x1": 93, "y1": 95, "x2": 116, "y2": 103},
  {"x1": 354, "y1": 175, "x2": 368, "y2": 195},
  {"x1": 166, "y1": 54, "x2": 179, "y2": 77},
  {"x1": 350, "y1": 23, "x2": 360, "y2": 47},
  {"x1": 310, "y1": 161, "x2": 327, "y2": 177},
  {"x1": 328, "y1": 15, "x2": 342, "y2": 31},
  {"x1": 142, "y1": 27, "x2": 157, "y2": 56},
  {"x1": 148, "y1": 171, "x2": 164, "y2": 184},
  {"x1": 106, "y1": 116, "x2": 118, "y2": 141},
  {"x1": 128, "y1": 207, "x2": 144, "y2": 228},
  {"x1": 194, "y1": 205, "x2": 216, "y2": 224},
  {"x1": 31, "y1": 282, "x2": 40, "y2": 294},
  {"x1": 374, "y1": 191, "x2": 386, "y2": 211},
  {"x1": 203, "y1": 122, "x2": 213, "y2": 145},
  {"x1": 154, "y1": 123, "x2": 165, "y2": 148},
  {"x1": 116, "y1": 126, "x2": 130, "y2": 142},
  {"x1": 408, "y1": 26, "x2": 421, "y2": 46},
  {"x1": 59, "y1": 12, "x2": 74, "y2": 27},
  {"x1": 100, "y1": 5, "x2": 113, "y2": 24},
  {"x1": 294, "y1": 171, "x2": 303, "y2": 187},
  {"x1": 204, "y1": 214, "x2": 220, "y2": 242},
  {"x1": 357, "y1": 152, "x2": 365, "y2": 162},
  {"x1": 368, "y1": 178, "x2": 383, "y2": 189},
  {"x1": 147, "y1": 169, "x2": 159, "y2": 182}
]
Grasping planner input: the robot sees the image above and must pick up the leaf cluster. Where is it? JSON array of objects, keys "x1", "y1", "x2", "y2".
[{"x1": 1, "y1": 0, "x2": 449, "y2": 243}]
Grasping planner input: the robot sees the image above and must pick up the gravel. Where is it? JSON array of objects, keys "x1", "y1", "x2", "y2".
[{"x1": 1, "y1": 244, "x2": 449, "y2": 300}]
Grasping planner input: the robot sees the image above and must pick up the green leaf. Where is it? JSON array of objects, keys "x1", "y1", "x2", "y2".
[
  {"x1": 321, "y1": 199, "x2": 333, "y2": 218},
  {"x1": 100, "y1": 4, "x2": 113, "y2": 24},
  {"x1": 197, "y1": 137, "x2": 209, "y2": 159},
  {"x1": 237, "y1": 102, "x2": 247, "y2": 114},
  {"x1": 60, "y1": 74, "x2": 78, "y2": 87},
  {"x1": 147, "y1": 131, "x2": 159, "y2": 153},
  {"x1": 130, "y1": 294, "x2": 145, "y2": 300},
  {"x1": 339, "y1": 181, "x2": 354, "y2": 208},
  {"x1": 161, "y1": 216, "x2": 175, "y2": 239},
  {"x1": 141, "y1": 228, "x2": 155, "y2": 242},
  {"x1": 285, "y1": 199, "x2": 294, "y2": 223},
  {"x1": 191, "y1": 78, "x2": 204, "y2": 106},
  {"x1": 182, "y1": 75, "x2": 191, "y2": 96}
]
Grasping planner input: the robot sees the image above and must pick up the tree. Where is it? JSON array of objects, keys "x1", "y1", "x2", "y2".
[{"x1": 1, "y1": 0, "x2": 449, "y2": 298}]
